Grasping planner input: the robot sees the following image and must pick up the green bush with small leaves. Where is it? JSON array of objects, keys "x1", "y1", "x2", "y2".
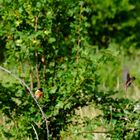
[{"x1": 0, "y1": 0, "x2": 140, "y2": 140}]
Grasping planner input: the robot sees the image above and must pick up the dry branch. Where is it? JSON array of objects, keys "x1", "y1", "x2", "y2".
[{"x1": 0, "y1": 66, "x2": 49, "y2": 140}]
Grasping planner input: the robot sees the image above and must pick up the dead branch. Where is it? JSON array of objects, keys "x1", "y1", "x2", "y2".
[{"x1": 0, "y1": 66, "x2": 49, "y2": 140}]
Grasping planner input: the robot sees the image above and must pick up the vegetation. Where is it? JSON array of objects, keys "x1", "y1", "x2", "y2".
[{"x1": 0, "y1": 0, "x2": 140, "y2": 139}]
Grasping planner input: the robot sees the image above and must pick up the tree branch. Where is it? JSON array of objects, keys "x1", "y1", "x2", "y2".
[
  {"x1": 34, "y1": 16, "x2": 41, "y2": 88},
  {"x1": 31, "y1": 124, "x2": 39, "y2": 140},
  {"x1": 0, "y1": 66, "x2": 49, "y2": 140}
]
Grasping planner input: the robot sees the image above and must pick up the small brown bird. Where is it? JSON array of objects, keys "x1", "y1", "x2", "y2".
[
  {"x1": 35, "y1": 88, "x2": 43, "y2": 100},
  {"x1": 125, "y1": 73, "x2": 135, "y2": 90}
]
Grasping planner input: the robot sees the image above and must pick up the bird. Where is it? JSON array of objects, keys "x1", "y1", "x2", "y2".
[
  {"x1": 125, "y1": 72, "x2": 135, "y2": 90},
  {"x1": 35, "y1": 88, "x2": 43, "y2": 100}
]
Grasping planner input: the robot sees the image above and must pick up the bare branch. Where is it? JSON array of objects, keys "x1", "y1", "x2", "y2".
[
  {"x1": 31, "y1": 124, "x2": 39, "y2": 140},
  {"x1": 34, "y1": 16, "x2": 41, "y2": 88},
  {"x1": 0, "y1": 66, "x2": 49, "y2": 140},
  {"x1": 30, "y1": 69, "x2": 34, "y2": 91}
]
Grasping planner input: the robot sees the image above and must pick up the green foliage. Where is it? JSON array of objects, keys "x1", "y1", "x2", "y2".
[{"x1": 0, "y1": 0, "x2": 140, "y2": 139}]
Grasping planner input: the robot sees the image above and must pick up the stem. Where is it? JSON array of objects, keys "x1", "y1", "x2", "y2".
[
  {"x1": 41, "y1": 55, "x2": 46, "y2": 82},
  {"x1": 74, "y1": 130, "x2": 112, "y2": 134},
  {"x1": 0, "y1": 66, "x2": 49, "y2": 140},
  {"x1": 76, "y1": 4, "x2": 82, "y2": 64},
  {"x1": 28, "y1": 62, "x2": 34, "y2": 91},
  {"x1": 35, "y1": 16, "x2": 41, "y2": 88},
  {"x1": 30, "y1": 70, "x2": 33, "y2": 91},
  {"x1": 31, "y1": 124, "x2": 39, "y2": 140},
  {"x1": 35, "y1": 51, "x2": 40, "y2": 88},
  {"x1": 35, "y1": 16, "x2": 38, "y2": 32}
]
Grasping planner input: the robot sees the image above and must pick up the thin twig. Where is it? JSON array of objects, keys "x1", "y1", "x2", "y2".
[
  {"x1": 31, "y1": 124, "x2": 39, "y2": 140},
  {"x1": 35, "y1": 52, "x2": 41, "y2": 88},
  {"x1": 41, "y1": 55, "x2": 46, "y2": 81},
  {"x1": 34, "y1": 16, "x2": 41, "y2": 88},
  {"x1": 74, "y1": 130, "x2": 112, "y2": 134},
  {"x1": 0, "y1": 66, "x2": 49, "y2": 140},
  {"x1": 76, "y1": 4, "x2": 83, "y2": 64},
  {"x1": 30, "y1": 69, "x2": 34, "y2": 91}
]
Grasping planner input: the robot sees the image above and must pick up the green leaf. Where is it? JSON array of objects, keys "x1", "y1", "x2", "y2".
[{"x1": 48, "y1": 37, "x2": 56, "y2": 43}]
